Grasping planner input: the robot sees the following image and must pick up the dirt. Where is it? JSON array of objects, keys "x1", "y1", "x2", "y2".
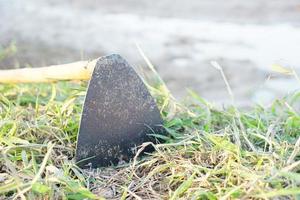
[{"x1": 0, "y1": 0, "x2": 300, "y2": 107}]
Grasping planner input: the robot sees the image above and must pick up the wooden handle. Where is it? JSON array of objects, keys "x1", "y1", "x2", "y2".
[{"x1": 0, "y1": 59, "x2": 98, "y2": 83}]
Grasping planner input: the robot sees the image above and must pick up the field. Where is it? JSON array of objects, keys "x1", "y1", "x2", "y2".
[{"x1": 0, "y1": 54, "x2": 300, "y2": 199}]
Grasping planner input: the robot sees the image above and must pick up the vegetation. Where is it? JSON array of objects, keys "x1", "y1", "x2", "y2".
[{"x1": 0, "y1": 46, "x2": 299, "y2": 199}]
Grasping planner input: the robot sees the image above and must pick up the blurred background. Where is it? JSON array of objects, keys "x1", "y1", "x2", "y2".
[{"x1": 0, "y1": 0, "x2": 300, "y2": 107}]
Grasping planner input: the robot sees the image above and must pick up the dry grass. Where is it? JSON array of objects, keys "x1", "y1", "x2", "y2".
[
  {"x1": 0, "y1": 45, "x2": 299, "y2": 199},
  {"x1": 0, "y1": 78, "x2": 299, "y2": 199}
]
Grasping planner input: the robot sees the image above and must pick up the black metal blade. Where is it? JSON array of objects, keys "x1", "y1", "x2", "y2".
[{"x1": 75, "y1": 54, "x2": 164, "y2": 168}]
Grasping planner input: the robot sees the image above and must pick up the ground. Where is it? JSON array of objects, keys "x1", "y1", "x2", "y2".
[{"x1": 0, "y1": 65, "x2": 299, "y2": 199}]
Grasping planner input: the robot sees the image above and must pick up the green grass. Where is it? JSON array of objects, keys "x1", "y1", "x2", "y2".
[
  {"x1": 0, "y1": 78, "x2": 299, "y2": 199},
  {"x1": 0, "y1": 45, "x2": 300, "y2": 199}
]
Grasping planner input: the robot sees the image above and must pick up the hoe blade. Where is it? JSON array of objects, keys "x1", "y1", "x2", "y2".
[{"x1": 75, "y1": 54, "x2": 164, "y2": 168}]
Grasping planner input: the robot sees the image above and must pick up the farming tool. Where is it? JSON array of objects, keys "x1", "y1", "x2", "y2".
[{"x1": 0, "y1": 54, "x2": 165, "y2": 168}]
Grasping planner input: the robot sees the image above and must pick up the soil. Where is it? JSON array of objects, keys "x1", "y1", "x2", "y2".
[{"x1": 1, "y1": 0, "x2": 300, "y2": 107}]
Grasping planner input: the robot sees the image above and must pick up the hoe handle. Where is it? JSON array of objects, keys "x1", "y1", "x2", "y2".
[{"x1": 0, "y1": 59, "x2": 98, "y2": 83}]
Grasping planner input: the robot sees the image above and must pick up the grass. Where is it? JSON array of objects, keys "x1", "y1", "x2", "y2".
[
  {"x1": 0, "y1": 46, "x2": 300, "y2": 199},
  {"x1": 0, "y1": 77, "x2": 299, "y2": 200}
]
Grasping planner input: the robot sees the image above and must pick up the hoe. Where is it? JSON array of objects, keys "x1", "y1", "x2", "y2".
[{"x1": 0, "y1": 54, "x2": 165, "y2": 168}]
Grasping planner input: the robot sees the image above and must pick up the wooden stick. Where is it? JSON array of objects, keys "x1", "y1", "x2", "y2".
[{"x1": 0, "y1": 59, "x2": 98, "y2": 83}]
